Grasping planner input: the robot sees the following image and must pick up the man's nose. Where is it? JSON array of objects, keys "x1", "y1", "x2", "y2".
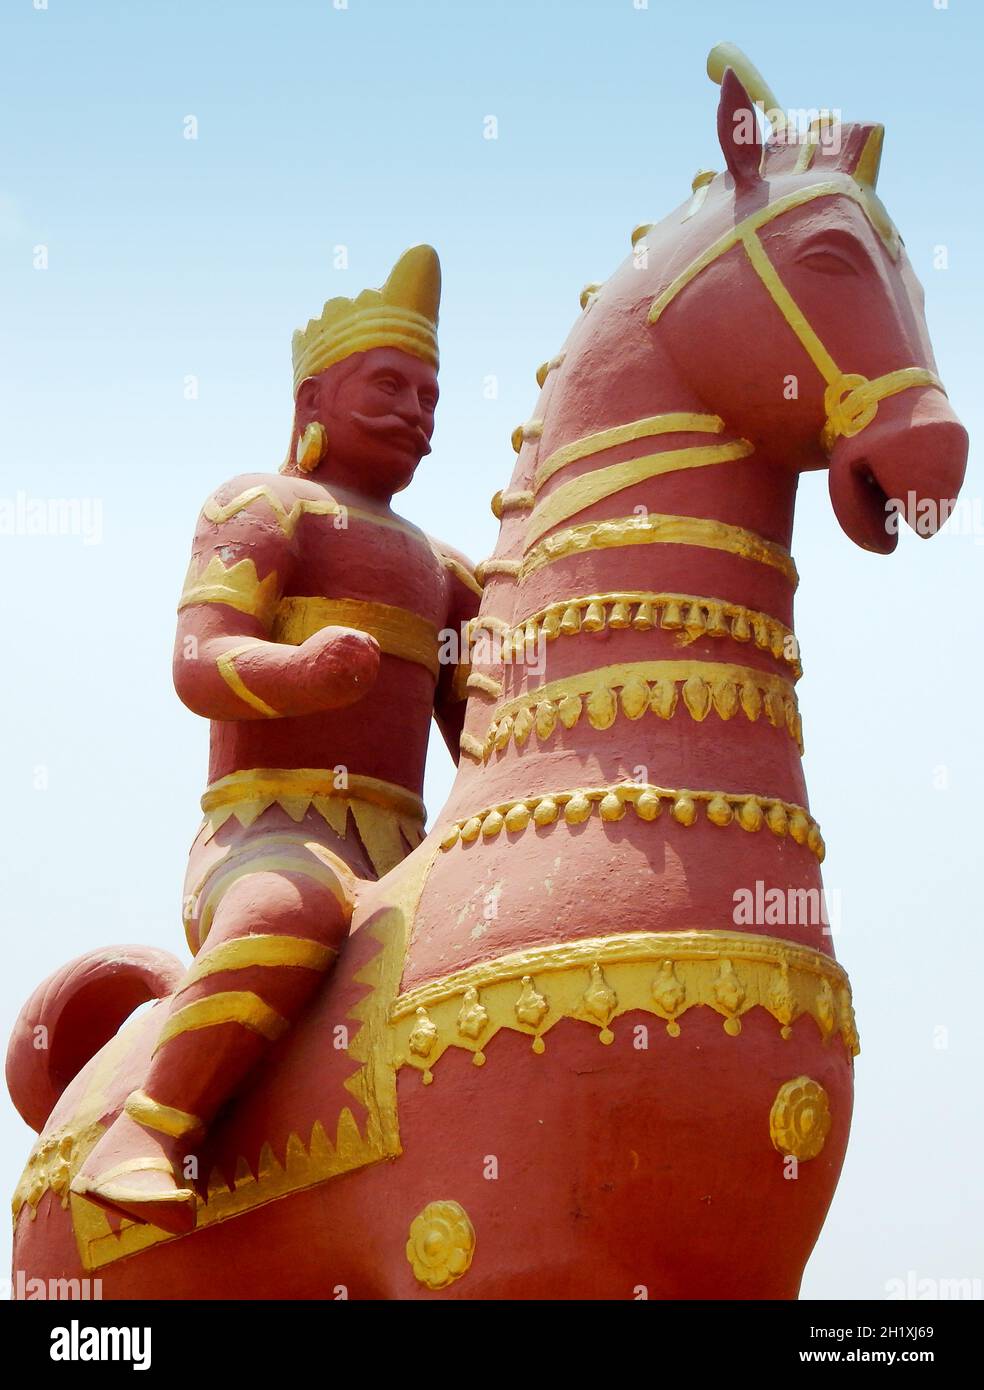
[{"x1": 393, "y1": 390, "x2": 423, "y2": 424}]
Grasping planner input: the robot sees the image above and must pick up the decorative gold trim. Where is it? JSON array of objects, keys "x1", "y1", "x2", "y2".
[
  {"x1": 480, "y1": 660, "x2": 802, "y2": 756},
  {"x1": 52, "y1": 842, "x2": 443, "y2": 1271},
  {"x1": 533, "y1": 412, "x2": 726, "y2": 493},
  {"x1": 192, "y1": 841, "x2": 355, "y2": 951},
  {"x1": 438, "y1": 781, "x2": 824, "y2": 860},
  {"x1": 490, "y1": 489, "x2": 534, "y2": 518},
  {"x1": 153, "y1": 992, "x2": 289, "y2": 1052},
  {"x1": 197, "y1": 769, "x2": 425, "y2": 881},
  {"x1": 123, "y1": 1092, "x2": 202, "y2": 1140},
  {"x1": 459, "y1": 732, "x2": 486, "y2": 762},
  {"x1": 511, "y1": 419, "x2": 544, "y2": 452},
  {"x1": 406, "y1": 1200, "x2": 476, "y2": 1289},
  {"x1": 388, "y1": 930, "x2": 859, "y2": 1080},
  {"x1": 648, "y1": 181, "x2": 900, "y2": 328},
  {"x1": 438, "y1": 551, "x2": 484, "y2": 598},
  {"x1": 291, "y1": 244, "x2": 440, "y2": 391},
  {"x1": 465, "y1": 672, "x2": 503, "y2": 700},
  {"x1": 271, "y1": 596, "x2": 440, "y2": 677},
  {"x1": 178, "y1": 555, "x2": 280, "y2": 629},
  {"x1": 202, "y1": 486, "x2": 430, "y2": 543},
  {"x1": 503, "y1": 591, "x2": 800, "y2": 675},
  {"x1": 535, "y1": 352, "x2": 565, "y2": 387},
  {"x1": 769, "y1": 1076, "x2": 831, "y2": 1160},
  {"x1": 526, "y1": 440, "x2": 754, "y2": 546},
  {"x1": 201, "y1": 767, "x2": 425, "y2": 826},
  {"x1": 180, "y1": 935, "x2": 336, "y2": 986},
  {"x1": 520, "y1": 513, "x2": 798, "y2": 584},
  {"x1": 475, "y1": 557, "x2": 521, "y2": 583},
  {"x1": 216, "y1": 644, "x2": 280, "y2": 717}
]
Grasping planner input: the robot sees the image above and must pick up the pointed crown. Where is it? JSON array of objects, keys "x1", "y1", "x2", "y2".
[{"x1": 291, "y1": 244, "x2": 441, "y2": 395}]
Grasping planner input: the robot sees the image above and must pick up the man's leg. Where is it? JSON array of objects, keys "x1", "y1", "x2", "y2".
[{"x1": 72, "y1": 842, "x2": 354, "y2": 1233}]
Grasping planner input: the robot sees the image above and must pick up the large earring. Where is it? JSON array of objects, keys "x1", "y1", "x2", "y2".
[{"x1": 296, "y1": 422, "x2": 326, "y2": 473}]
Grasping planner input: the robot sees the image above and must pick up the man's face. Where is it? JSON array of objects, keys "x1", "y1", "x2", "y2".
[{"x1": 315, "y1": 347, "x2": 439, "y2": 496}]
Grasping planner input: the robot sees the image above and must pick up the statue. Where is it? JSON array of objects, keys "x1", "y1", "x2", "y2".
[{"x1": 7, "y1": 46, "x2": 967, "y2": 1298}]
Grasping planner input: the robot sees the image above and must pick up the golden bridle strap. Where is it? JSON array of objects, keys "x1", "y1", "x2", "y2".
[{"x1": 648, "y1": 182, "x2": 943, "y2": 455}]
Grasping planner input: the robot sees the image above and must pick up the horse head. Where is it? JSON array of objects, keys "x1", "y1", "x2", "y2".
[{"x1": 518, "y1": 45, "x2": 967, "y2": 566}]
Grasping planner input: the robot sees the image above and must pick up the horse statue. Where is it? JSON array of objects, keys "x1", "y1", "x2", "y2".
[{"x1": 8, "y1": 45, "x2": 967, "y2": 1299}]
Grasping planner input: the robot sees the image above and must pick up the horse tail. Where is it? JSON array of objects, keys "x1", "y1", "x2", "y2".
[{"x1": 5, "y1": 946, "x2": 184, "y2": 1132}]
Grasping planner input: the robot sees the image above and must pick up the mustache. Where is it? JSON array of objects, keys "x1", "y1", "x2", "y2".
[{"x1": 351, "y1": 412, "x2": 432, "y2": 456}]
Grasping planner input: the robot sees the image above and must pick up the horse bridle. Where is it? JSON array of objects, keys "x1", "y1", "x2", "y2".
[{"x1": 648, "y1": 179, "x2": 943, "y2": 455}]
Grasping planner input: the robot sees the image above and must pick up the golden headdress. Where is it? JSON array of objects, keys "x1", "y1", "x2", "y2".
[{"x1": 291, "y1": 244, "x2": 441, "y2": 395}]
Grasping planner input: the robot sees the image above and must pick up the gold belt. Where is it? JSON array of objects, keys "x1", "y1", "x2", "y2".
[
  {"x1": 272, "y1": 597, "x2": 441, "y2": 677},
  {"x1": 200, "y1": 768, "x2": 427, "y2": 879}
]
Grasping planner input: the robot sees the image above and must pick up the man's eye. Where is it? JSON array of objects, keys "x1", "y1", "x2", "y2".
[
  {"x1": 420, "y1": 395, "x2": 437, "y2": 412},
  {"x1": 375, "y1": 377, "x2": 399, "y2": 393}
]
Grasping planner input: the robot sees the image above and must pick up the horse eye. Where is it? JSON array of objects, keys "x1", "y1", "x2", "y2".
[{"x1": 796, "y1": 247, "x2": 860, "y2": 276}]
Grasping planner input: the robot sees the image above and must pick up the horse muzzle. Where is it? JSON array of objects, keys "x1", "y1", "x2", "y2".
[{"x1": 827, "y1": 384, "x2": 968, "y2": 554}]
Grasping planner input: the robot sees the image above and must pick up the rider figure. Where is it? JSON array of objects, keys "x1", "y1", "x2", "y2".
[{"x1": 72, "y1": 246, "x2": 480, "y2": 1233}]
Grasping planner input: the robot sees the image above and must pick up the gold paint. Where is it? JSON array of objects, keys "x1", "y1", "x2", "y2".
[
  {"x1": 388, "y1": 930, "x2": 858, "y2": 1074},
  {"x1": 406, "y1": 1200, "x2": 476, "y2": 1289},
  {"x1": 475, "y1": 557, "x2": 521, "y2": 583},
  {"x1": 533, "y1": 413, "x2": 725, "y2": 493},
  {"x1": 438, "y1": 550, "x2": 484, "y2": 598},
  {"x1": 706, "y1": 42, "x2": 786, "y2": 133},
  {"x1": 153, "y1": 992, "x2": 289, "y2": 1051},
  {"x1": 13, "y1": 1127, "x2": 97, "y2": 1218},
  {"x1": 123, "y1": 1091, "x2": 202, "y2": 1139},
  {"x1": 191, "y1": 839, "x2": 355, "y2": 951},
  {"x1": 439, "y1": 781, "x2": 824, "y2": 861},
  {"x1": 521, "y1": 513, "x2": 798, "y2": 585},
  {"x1": 820, "y1": 367, "x2": 942, "y2": 454},
  {"x1": 536, "y1": 352, "x2": 565, "y2": 387},
  {"x1": 58, "y1": 841, "x2": 444, "y2": 1270},
  {"x1": 526, "y1": 440, "x2": 754, "y2": 546},
  {"x1": 769, "y1": 1076, "x2": 832, "y2": 1160},
  {"x1": 216, "y1": 644, "x2": 280, "y2": 718},
  {"x1": 271, "y1": 596, "x2": 441, "y2": 677},
  {"x1": 511, "y1": 419, "x2": 544, "y2": 452},
  {"x1": 742, "y1": 229, "x2": 841, "y2": 384},
  {"x1": 482, "y1": 660, "x2": 801, "y2": 754},
  {"x1": 853, "y1": 124, "x2": 885, "y2": 188},
  {"x1": 490, "y1": 489, "x2": 534, "y2": 518},
  {"x1": 203, "y1": 485, "x2": 431, "y2": 544},
  {"x1": 201, "y1": 767, "x2": 424, "y2": 831},
  {"x1": 178, "y1": 555, "x2": 280, "y2": 629},
  {"x1": 292, "y1": 244, "x2": 440, "y2": 392},
  {"x1": 466, "y1": 672, "x2": 503, "y2": 699},
  {"x1": 649, "y1": 181, "x2": 901, "y2": 330},
  {"x1": 459, "y1": 732, "x2": 486, "y2": 763},
  {"x1": 179, "y1": 934, "x2": 336, "y2": 986}
]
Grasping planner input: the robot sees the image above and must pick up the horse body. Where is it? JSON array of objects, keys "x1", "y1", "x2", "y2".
[{"x1": 10, "y1": 55, "x2": 967, "y2": 1298}]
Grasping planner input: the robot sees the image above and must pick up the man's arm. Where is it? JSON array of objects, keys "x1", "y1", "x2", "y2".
[
  {"x1": 174, "y1": 475, "x2": 379, "y2": 721},
  {"x1": 431, "y1": 540, "x2": 483, "y2": 760}
]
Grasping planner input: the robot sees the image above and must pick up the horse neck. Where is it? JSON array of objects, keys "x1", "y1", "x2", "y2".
[{"x1": 452, "y1": 338, "x2": 809, "y2": 819}]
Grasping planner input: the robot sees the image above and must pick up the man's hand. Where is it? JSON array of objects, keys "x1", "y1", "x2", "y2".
[{"x1": 293, "y1": 626, "x2": 380, "y2": 711}]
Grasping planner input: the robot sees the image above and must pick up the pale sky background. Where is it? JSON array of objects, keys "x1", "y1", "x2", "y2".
[{"x1": 1, "y1": 0, "x2": 981, "y2": 1299}]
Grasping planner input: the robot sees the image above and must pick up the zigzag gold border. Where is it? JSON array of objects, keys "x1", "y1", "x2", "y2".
[
  {"x1": 481, "y1": 660, "x2": 803, "y2": 757},
  {"x1": 387, "y1": 930, "x2": 859, "y2": 1083},
  {"x1": 14, "y1": 846, "x2": 442, "y2": 1271},
  {"x1": 498, "y1": 591, "x2": 800, "y2": 675},
  {"x1": 438, "y1": 781, "x2": 825, "y2": 860}
]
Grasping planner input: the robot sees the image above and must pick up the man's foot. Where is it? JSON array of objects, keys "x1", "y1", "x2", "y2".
[{"x1": 70, "y1": 1112, "x2": 198, "y2": 1236}]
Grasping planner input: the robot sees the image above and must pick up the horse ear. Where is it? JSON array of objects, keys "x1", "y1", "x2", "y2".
[{"x1": 716, "y1": 66, "x2": 763, "y2": 190}]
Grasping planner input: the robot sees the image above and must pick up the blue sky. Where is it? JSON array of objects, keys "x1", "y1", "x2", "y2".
[{"x1": 1, "y1": 0, "x2": 981, "y2": 1299}]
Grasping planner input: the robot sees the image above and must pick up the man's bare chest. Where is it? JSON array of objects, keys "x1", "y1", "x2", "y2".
[{"x1": 271, "y1": 512, "x2": 450, "y2": 674}]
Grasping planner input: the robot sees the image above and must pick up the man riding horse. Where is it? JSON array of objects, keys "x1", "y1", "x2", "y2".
[{"x1": 70, "y1": 245, "x2": 480, "y2": 1233}]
